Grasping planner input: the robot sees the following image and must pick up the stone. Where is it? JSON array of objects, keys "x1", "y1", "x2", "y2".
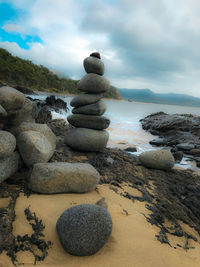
[
  {"x1": 77, "y1": 73, "x2": 110, "y2": 94},
  {"x1": 124, "y1": 146, "x2": 137, "y2": 152},
  {"x1": 0, "y1": 152, "x2": 20, "y2": 183},
  {"x1": 150, "y1": 138, "x2": 167, "y2": 146},
  {"x1": 72, "y1": 100, "x2": 106, "y2": 116},
  {"x1": 6, "y1": 98, "x2": 38, "y2": 126},
  {"x1": 65, "y1": 128, "x2": 109, "y2": 151},
  {"x1": 172, "y1": 151, "x2": 183, "y2": 162},
  {"x1": 0, "y1": 86, "x2": 25, "y2": 111},
  {"x1": 11, "y1": 122, "x2": 56, "y2": 150},
  {"x1": 70, "y1": 93, "x2": 103, "y2": 108},
  {"x1": 177, "y1": 143, "x2": 195, "y2": 151},
  {"x1": 28, "y1": 162, "x2": 100, "y2": 193},
  {"x1": 0, "y1": 104, "x2": 7, "y2": 119},
  {"x1": 0, "y1": 130, "x2": 16, "y2": 158},
  {"x1": 14, "y1": 85, "x2": 36, "y2": 95},
  {"x1": 187, "y1": 148, "x2": 200, "y2": 155},
  {"x1": 90, "y1": 52, "x2": 101, "y2": 59},
  {"x1": 67, "y1": 114, "x2": 110, "y2": 130},
  {"x1": 56, "y1": 204, "x2": 112, "y2": 256},
  {"x1": 17, "y1": 130, "x2": 54, "y2": 167},
  {"x1": 139, "y1": 150, "x2": 175, "y2": 170},
  {"x1": 84, "y1": 56, "x2": 104, "y2": 75}
]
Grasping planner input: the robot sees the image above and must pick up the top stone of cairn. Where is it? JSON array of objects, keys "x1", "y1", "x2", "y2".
[{"x1": 84, "y1": 52, "x2": 104, "y2": 76}]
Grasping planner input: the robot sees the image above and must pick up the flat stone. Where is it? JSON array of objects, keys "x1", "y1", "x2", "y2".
[
  {"x1": 187, "y1": 149, "x2": 200, "y2": 155},
  {"x1": 0, "y1": 130, "x2": 16, "y2": 158},
  {"x1": 0, "y1": 104, "x2": 7, "y2": 119},
  {"x1": 11, "y1": 122, "x2": 56, "y2": 151},
  {"x1": 72, "y1": 100, "x2": 106, "y2": 116},
  {"x1": 0, "y1": 152, "x2": 20, "y2": 183},
  {"x1": 150, "y1": 138, "x2": 167, "y2": 146},
  {"x1": 0, "y1": 86, "x2": 25, "y2": 111},
  {"x1": 77, "y1": 73, "x2": 110, "y2": 94},
  {"x1": 177, "y1": 143, "x2": 195, "y2": 151},
  {"x1": 124, "y1": 147, "x2": 137, "y2": 152},
  {"x1": 139, "y1": 150, "x2": 175, "y2": 170},
  {"x1": 67, "y1": 114, "x2": 110, "y2": 130},
  {"x1": 84, "y1": 56, "x2": 104, "y2": 75},
  {"x1": 17, "y1": 130, "x2": 54, "y2": 167},
  {"x1": 65, "y1": 128, "x2": 109, "y2": 151},
  {"x1": 56, "y1": 204, "x2": 112, "y2": 256},
  {"x1": 70, "y1": 93, "x2": 103, "y2": 108},
  {"x1": 28, "y1": 162, "x2": 100, "y2": 193}
]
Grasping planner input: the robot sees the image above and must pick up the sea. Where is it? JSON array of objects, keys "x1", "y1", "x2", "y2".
[{"x1": 30, "y1": 94, "x2": 200, "y2": 170}]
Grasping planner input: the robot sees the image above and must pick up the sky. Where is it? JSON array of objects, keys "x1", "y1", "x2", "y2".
[{"x1": 0, "y1": 0, "x2": 200, "y2": 97}]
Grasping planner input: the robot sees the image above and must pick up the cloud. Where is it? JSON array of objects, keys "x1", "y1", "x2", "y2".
[{"x1": 1, "y1": 0, "x2": 200, "y2": 96}]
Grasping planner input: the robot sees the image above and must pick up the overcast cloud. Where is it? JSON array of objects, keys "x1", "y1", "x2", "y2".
[{"x1": 1, "y1": 0, "x2": 200, "y2": 96}]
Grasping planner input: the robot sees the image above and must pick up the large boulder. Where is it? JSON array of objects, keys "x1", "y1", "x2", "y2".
[
  {"x1": 70, "y1": 94, "x2": 103, "y2": 108},
  {"x1": 67, "y1": 114, "x2": 110, "y2": 130},
  {"x1": 11, "y1": 122, "x2": 56, "y2": 150},
  {"x1": 0, "y1": 86, "x2": 25, "y2": 111},
  {"x1": 77, "y1": 73, "x2": 110, "y2": 94},
  {"x1": 139, "y1": 150, "x2": 175, "y2": 170},
  {"x1": 83, "y1": 56, "x2": 104, "y2": 75},
  {"x1": 56, "y1": 204, "x2": 112, "y2": 256},
  {"x1": 0, "y1": 152, "x2": 20, "y2": 183},
  {"x1": 0, "y1": 130, "x2": 16, "y2": 158},
  {"x1": 28, "y1": 162, "x2": 100, "y2": 193},
  {"x1": 65, "y1": 128, "x2": 109, "y2": 151},
  {"x1": 17, "y1": 130, "x2": 54, "y2": 167},
  {"x1": 72, "y1": 100, "x2": 106, "y2": 116}
]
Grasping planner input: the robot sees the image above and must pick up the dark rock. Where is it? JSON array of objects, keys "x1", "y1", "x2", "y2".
[
  {"x1": 84, "y1": 56, "x2": 104, "y2": 75},
  {"x1": 187, "y1": 149, "x2": 200, "y2": 155},
  {"x1": 56, "y1": 204, "x2": 112, "y2": 256},
  {"x1": 0, "y1": 130, "x2": 16, "y2": 158},
  {"x1": 28, "y1": 162, "x2": 100, "y2": 193},
  {"x1": 150, "y1": 138, "x2": 167, "y2": 146},
  {"x1": 90, "y1": 52, "x2": 101, "y2": 59},
  {"x1": 0, "y1": 151, "x2": 20, "y2": 182},
  {"x1": 77, "y1": 73, "x2": 110, "y2": 94},
  {"x1": 172, "y1": 151, "x2": 183, "y2": 162},
  {"x1": 36, "y1": 107, "x2": 52, "y2": 124},
  {"x1": 124, "y1": 147, "x2": 137, "y2": 152},
  {"x1": 72, "y1": 100, "x2": 106, "y2": 116},
  {"x1": 14, "y1": 86, "x2": 36, "y2": 95},
  {"x1": 0, "y1": 104, "x2": 7, "y2": 122},
  {"x1": 45, "y1": 95, "x2": 67, "y2": 111},
  {"x1": 0, "y1": 86, "x2": 25, "y2": 111},
  {"x1": 177, "y1": 143, "x2": 195, "y2": 151},
  {"x1": 64, "y1": 128, "x2": 109, "y2": 152},
  {"x1": 70, "y1": 93, "x2": 103, "y2": 108},
  {"x1": 68, "y1": 114, "x2": 110, "y2": 130}
]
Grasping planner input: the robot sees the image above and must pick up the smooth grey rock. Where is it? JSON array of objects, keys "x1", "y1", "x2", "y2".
[
  {"x1": 7, "y1": 98, "x2": 38, "y2": 126},
  {"x1": 77, "y1": 73, "x2": 110, "y2": 94},
  {"x1": 29, "y1": 162, "x2": 100, "y2": 193},
  {"x1": 0, "y1": 152, "x2": 20, "y2": 182},
  {"x1": 0, "y1": 104, "x2": 7, "y2": 119},
  {"x1": 17, "y1": 130, "x2": 54, "y2": 167},
  {"x1": 177, "y1": 143, "x2": 195, "y2": 151},
  {"x1": 56, "y1": 204, "x2": 112, "y2": 256},
  {"x1": 84, "y1": 56, "x2": 104, "y2": 75},
  {"x1": 65, "y1": 128, "x2": 109, "y2": 151},
  {"x1": 67, "y1": 114, "x2": 110, "y2": 130},
  {"x1": 70, "y1": 93, "x2": 103, "y2": 108},
  {"x1": 150, "y1": 138, "x2": 167, "y2": 146},
  {"x1": 139, "y1": 150, "x2": 175, "y2": 170},
  {"x1": 0, "y1": 86, "x2": 25, "y2": 111},
  {"x1": 72, "y1": 100, "x2": 106, "y2": 116},
  {"x1": 0, "y1": 130, "x2": 16, "y2": 158},
  {"x1": 11, "y1": 122, "x2": 56, "y2": 150}
]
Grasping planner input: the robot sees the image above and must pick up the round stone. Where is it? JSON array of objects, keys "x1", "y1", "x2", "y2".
[
  {"x1": 0, "y1": 152, "x2": 20, "y2": 183},
  {"x1": 72, "y1": 100, "x2": 106, "y2": 116},
  {"x1": 56, "y1": 204, "x2": 112, "y2": 256},
  {"x1": 64, "y1": 128, "x2": 109, "y2": 151},
  {"x1": 84, "y1": 56, "x2": 104, "y2": 75},
  {"x1": 0, "y1": 86, "x2": 25, "y2": 111},
  {"x1": 70, "y1": 93, "x2": 103, "y2": 108},
  {"x1": 0, "y1": 130, "x2": 16, "y2": 158},
  {"x1": 77, "y1": 73, "x2": 110, "y2": 94},
  {"x1": 67, "y1": 114, "x2": 110, "y2": 130}
]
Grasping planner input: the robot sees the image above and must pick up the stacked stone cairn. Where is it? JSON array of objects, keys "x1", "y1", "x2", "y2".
[
  {"x1": 0, "y1": 84, "x2": 112, "y2": 256},
  {"x1": 65, "y1": 52, "x2": 110, "y2": 152}
]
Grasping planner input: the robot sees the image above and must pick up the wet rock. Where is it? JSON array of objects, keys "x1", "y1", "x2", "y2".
[
  {"x1": 0, "y1": 86, "x2": 25, "y2": 111},
  {"x1": 84, "y1": 56, "x2": 104, "y2": 75},
  {"x1": 124, "y1": 147, "x2": 137, "y2": 152},
  {"x1": 65, "y1": 128, "x2": 109, "y2": 152},
  {"x1": 45, "y1": 95, "x2": 67, "y2": 110},
  {"x1": 150, "y1": 138, "x2": 167, "y2": 146},
  {"x1": 139, "y1": 150, "x2": 175, "y2": 170},
  {"x1": 14, "y1": 85, "x2": 36, "y2": 95},
  {"x1": 17, "y1": 130, "x2": 54, "y2": 167},
  {"x1": 0, "y1": 130, "x2": 16, "y2": 158},
  {"x1": 28, "y1": 162, "x2": 100, "y2": 193},
  {"x1": 77, "y1": 73, "x2": 110, "y2": 94},
  {"x1": 36, "y1": 107, "x2": 52, "y2": 124},
  {"x1": 0, "y1": 152, "x2": 20, "y2": 182},
  {"x1": 177, "y1": 143, "x2": 195, "y2": 151},
  {"x1": 67, "y1": 114, "x2": 110, "y2": 130},
  {"x1": 70, "y1": 94, "x2": 103, "y2": 108},
  {"x1": 72, "y1": 100, "x2": 106, "y2": 116},
  {"x1": 56, "y1": 204, "x2": 112, "y2": 256},
  {"x1": 172, "y1": 151, "x2": 183, "y2": 162}
]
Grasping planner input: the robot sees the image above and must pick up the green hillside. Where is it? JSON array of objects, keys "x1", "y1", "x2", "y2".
[{"x1": 0, "y1": 48, "x2": 122, "y2": 99}]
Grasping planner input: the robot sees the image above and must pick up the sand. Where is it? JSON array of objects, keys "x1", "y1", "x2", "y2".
[{"x1": 1, "y1": 184, "x2": 200, "y2": 267}]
